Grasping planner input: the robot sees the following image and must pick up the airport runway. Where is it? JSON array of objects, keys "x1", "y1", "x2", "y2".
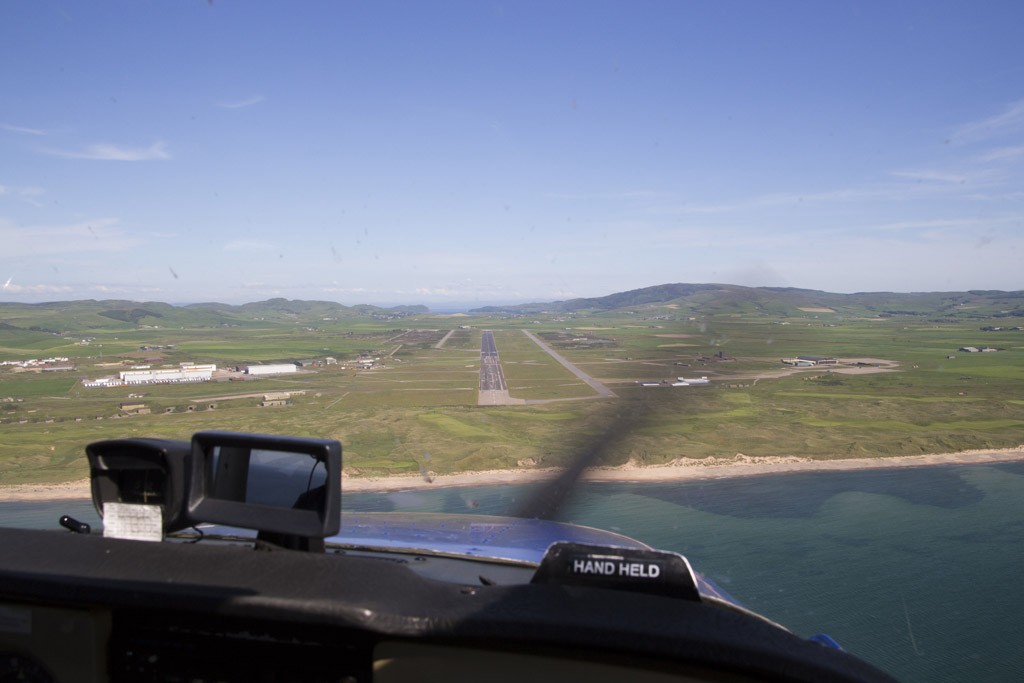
[
  {"x1": 520, "y1": 330, "x2": 616, "y2": 398},
  {"x1": 434, "y1": 329, "x2": 456, "y2": 349},
  {"x1": 478, "y1": 330, "x2": 516, "y2": 405},
  {"x1": 477, "y1": 330, "x2": 615, "y2": 406}
]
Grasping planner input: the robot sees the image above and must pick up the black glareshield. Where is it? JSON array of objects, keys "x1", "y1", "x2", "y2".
[
  {"x1": 86, "y1": 437, "x2": 193, "y2": 533},
  {"x1": 532, "y1": 542, "x2": 701, "y2": 601},
  {"x1": 187, "y1": 431, "x2": 341, "y2": 540}
]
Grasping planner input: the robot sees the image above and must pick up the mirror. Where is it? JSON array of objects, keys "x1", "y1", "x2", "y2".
[
  {"x1": 86, "y1": 437, "x2": 192, "y2": 534},
  {"x1": 188, "y1": 431, "x2": 341, "y2": 544}
]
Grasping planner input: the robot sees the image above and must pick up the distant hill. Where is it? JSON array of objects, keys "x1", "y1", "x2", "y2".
[
  {"x1": 1, "y1": 286, "x2": 1022, "y2": 335},
  {"x1": 0, "y1": 298, "x2": 430, "y2": 334},
  {"x1": 469, "y1": 283, "x2": 724, "y2": 314},
  {"x1": 469, "y1": 283, "x2": 1024, "y2": 319}
]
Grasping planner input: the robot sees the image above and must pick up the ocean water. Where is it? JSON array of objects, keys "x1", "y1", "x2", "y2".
[{"x1": 4, "y1": 463, "x2": 1023, "y2": 682}]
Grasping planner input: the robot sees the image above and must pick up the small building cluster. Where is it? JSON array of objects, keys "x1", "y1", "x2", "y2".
[
  {"x1": 1, "y1": 357, "x2": 75, "y2": 372},
  {"x1": 259, "y1": 390, "x2": 306, "y2": 407},
  {"x1": 119, "y1": 402, "x2": 151, "y2": 415}
]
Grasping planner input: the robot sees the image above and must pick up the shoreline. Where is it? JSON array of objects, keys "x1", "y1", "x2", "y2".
[{"x1": 3, "y1": 446, "x2": 1022, "y2": 501}]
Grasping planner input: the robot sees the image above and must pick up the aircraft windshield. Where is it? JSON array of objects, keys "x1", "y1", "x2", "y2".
[{"x1": 2, "y1": 3, "x2": 1023, "y2": 682}]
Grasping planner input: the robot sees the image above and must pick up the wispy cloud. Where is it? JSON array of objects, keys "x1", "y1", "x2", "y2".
[
  {"x1": 0, "y1": 218, "x2": 144, "y2": 257},
  {"x1": 412, "y1": 287, "x2": 456, "y2": 297},
  {"x1": 0, "y1": 283, "x2": 76, "y2": 296},
  {"x1": 546, "y1": 189, "x2": 671, "y2": 201},
  {"x1": 223, "y1": 239, "x2": 277, "y2": 252},
  {"x1": 889, "y1": 169, "x2": 968, "y2": 184},
  {"x1": 977, "y1": 145, "x2": 1024, "y2": 163},
  {"x1": 42, "y1": 141, "x2": 171, "y2": 161},
  {"x1": 90, "y1": 284, "x2": 165, "y2": 295},
  {"x1": 1, "y1": 122, "x2": 50, "y2": 136},
  {"x1": 0, "y1": 283, "x2": 167, "y2": 299},
  {"x1": 217, "y1": 95, "x2": 265, "y2": 109},
  {"x1": 963, "y1": 190, "x2": 1024, "y2": 202},
  {"x1": 949, "y1": 98, "x2": 1024, "y2": 144},
  {"x1": 660, "y1": 185, "x2": 929, "y2": 215},
  {"x1": 322, "y1": 286, "x2": 369, "y2": 294},
  {"x1": 655, "y1": 170, "x2": 1004, "y2": 218},
  {"x1": 751, "y1": 181, "x2": 964, "y2": 206},
  {"x1": 866, "y1": 217, "x2": 998, "y2": 234},
  {"x1": 0, "y1": 184, "x2": 44, "y2": 197},
  {"x1": 0, "y1": 184, "x2": 45, "y2": 207}
]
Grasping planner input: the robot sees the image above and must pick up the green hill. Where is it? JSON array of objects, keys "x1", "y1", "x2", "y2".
[
  {"x1": 2, "y1": 287, "x2": 1021, "y2": 334},
  {"x1": 0, "y1": 298, "x2": 431, "y2": 334},
  {"x1": 469, "y1": 283, "x2": 1024, "y2": 320}
]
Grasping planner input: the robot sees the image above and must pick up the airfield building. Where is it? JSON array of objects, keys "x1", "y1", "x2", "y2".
[
  {"x1": 119, "y1": 364, "x2": 216, "y2": 385},
  {"x1": 245, "y1": 364, "x2": 298, "y2": 376},
  {"x1": 782, "y1": 356, "x2": 838, "y2": 367},
  {"x1": 797, "y1": 356, "x2": 838, "y2": 365}
]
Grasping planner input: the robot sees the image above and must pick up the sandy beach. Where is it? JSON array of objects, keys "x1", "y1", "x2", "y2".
[{"x1": 5, "y1": 446, "x2": 1022, "y2": 501}]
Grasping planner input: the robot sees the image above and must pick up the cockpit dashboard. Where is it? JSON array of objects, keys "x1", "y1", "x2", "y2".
[{"x1": 0, "y1": 431, "x2": 898, "y2": 682}]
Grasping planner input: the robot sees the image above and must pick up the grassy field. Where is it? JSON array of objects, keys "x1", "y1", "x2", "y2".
[
  {"x1": 494, "y1": 330, "x2": 598, "y2": 400},
  {"x1": 1, "y1": 305, "x2": 1022, "y2": 484}
]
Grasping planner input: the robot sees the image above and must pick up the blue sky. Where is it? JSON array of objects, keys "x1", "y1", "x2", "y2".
[{"x1": 2, "y1": 1, "x2": 1023, "y2": 308}]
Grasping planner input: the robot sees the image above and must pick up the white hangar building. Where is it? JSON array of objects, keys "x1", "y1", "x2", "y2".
[{"x1": 245, "y1": 364, "x2": 298, "y2": 376}]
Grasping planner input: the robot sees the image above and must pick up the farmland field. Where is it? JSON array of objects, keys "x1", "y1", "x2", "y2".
[{"x1": 1, "y1": 299, "x2": 1022, "y2": 484}]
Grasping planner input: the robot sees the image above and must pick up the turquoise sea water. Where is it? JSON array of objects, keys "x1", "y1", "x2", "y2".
[{"x1": 4, "y1": 463, "x2": 1023, "y2": 682}]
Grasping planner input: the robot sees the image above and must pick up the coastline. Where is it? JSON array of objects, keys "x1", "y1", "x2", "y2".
[{"x1": 5, "y1": 446, "x2": 1022, "y2": 501}]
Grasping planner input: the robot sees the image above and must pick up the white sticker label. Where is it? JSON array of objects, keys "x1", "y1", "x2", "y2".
[
  {"x1": 103, "y1": 503, "x2": 163, "y2": 542},
  {"x1": 0, "y1": 605, "x2": 32, "y2": 635}
]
